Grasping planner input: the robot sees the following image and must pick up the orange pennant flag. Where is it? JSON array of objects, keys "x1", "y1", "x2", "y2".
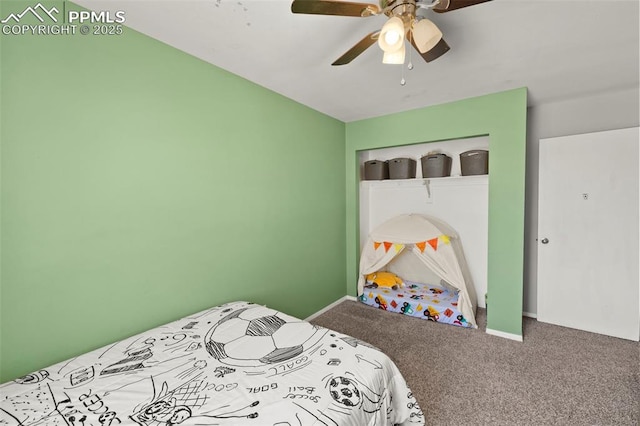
[
  {"x1": 415, "y1": 241, "x2": 427, "y2": 253},
  {"x1": 427, "y1": 237, "x2": 438, "y2": 251},
  {"x1": 383, "y1": 242, "x2": 393, "y2": 252},
  {"x1": 374, "y1": 241, "x2": 382, "y2": 250}
]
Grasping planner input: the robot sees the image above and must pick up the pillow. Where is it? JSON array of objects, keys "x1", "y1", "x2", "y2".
[{"x1": 365, "y1": 271, "x2": 405, "y2": 290}]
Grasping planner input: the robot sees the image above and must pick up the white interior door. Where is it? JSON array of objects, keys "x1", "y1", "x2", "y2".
[{"x1": 537, "y1": 127, "x2": 639, "y2": 341}]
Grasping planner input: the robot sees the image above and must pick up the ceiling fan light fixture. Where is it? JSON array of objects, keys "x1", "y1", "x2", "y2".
[
  {"x1": 291, "y1": 0, "x2": 494, "y2": 67},
  {"x1": 378, "y1": 16, "x2": 405, "y2": 52},
  {"x1": 382, "y1": 43, "x2": 406, "y2": 64},
  {"x1": 412, "y1": 18, "x2": 442, "y2": 53}
]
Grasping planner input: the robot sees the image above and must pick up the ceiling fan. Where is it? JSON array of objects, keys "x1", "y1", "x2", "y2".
[{"x1": 291, "y1": 0, "x2": 492, "y2": 66}]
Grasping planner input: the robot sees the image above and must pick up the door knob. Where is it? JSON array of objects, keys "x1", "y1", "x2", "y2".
[{"x1": 541, "y1": 238, "x2": 549, "y2": 244}]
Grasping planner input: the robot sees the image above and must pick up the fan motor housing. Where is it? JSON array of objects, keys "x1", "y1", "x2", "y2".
[{"x1": 381, "y1": 0, "x2": 417, "y2": 18}]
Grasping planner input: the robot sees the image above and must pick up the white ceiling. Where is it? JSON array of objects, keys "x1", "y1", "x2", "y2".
[{"x1": 74, "y1": 0, "x2": 639, "y2": 122}]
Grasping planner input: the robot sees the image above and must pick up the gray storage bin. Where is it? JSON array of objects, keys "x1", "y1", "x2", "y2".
[
  {"x1": 460, "y1": 150, "x2": 489, "y2": 176},
  {"x1": 364, "y1": 160, "x2": 389, "y2": 180},
  {"x1": 421, "y1": 153, "x2": 452, "y2": 178},
  {"x1": 389, "y1": 158, "x2": 416, "y2": 179}
]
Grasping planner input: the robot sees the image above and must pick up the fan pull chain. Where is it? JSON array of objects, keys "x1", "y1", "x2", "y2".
[
  {"x1": 401, "y1": 29, "x2": 414, "y2": 86},
  {"x1": 400, "y1": 42, "x2": 406, "y2": 85},
  {"x1": 407, "y1": 29, "x2": 414, "y2": 70}
]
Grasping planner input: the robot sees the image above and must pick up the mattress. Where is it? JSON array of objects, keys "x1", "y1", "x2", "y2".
[
  {"x1": 0, "y1": 301, "x2": 424, "y2": 426},
  {"x1": 359, "y1": 280, "x2": 473, "y2": 328}
]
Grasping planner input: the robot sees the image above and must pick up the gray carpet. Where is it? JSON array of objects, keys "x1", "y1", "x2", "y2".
[{"x1": 309, "y1": 301, "x2": 640, "y2": 426}]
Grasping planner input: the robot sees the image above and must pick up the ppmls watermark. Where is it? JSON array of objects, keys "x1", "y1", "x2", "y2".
[{"x1": 1, "y1": 2, "x2": 126, "y2": 36}]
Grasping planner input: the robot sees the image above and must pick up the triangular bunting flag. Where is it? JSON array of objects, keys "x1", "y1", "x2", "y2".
[
  {"x1": 394, "y1": 244, "x2": 403, "y2": 253},
  {"x1": 441, "y1": 235, "x2": 450, "y2": 245},
  {"x1": 383, "y1": 242, "x2": 393, "y2": 252},
  {"x1": 374, "y1": 241, "x2": 382, "y2": 250},
  {"x1": 415, "y1": 241, "x2": 427, "y2": 253},
  {"x1": 427, "y1": 237, "x2": 438, "y2": 251}
]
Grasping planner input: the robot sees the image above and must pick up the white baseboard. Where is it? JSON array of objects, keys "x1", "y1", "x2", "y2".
[
  {"x1": 523, "y1": 311, "x2": 537, "y2": 319},
  {"x1": 305, "y1": 295, "x2": 357, "y2": 321},
  {"x1": 486, "y1": 328, "x2": 524, "y2": 342},
  {"x1": 309, "y1": 299, "x2": 528, "y2": 343}
]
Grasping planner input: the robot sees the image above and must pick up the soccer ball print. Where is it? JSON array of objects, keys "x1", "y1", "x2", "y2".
[{"x1": 204, "y1": 305, "x2": 324, "y2": 367}]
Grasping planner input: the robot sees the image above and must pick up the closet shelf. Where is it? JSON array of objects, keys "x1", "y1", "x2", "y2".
[{"x1": 360, "y1": 174, "x2": 488, "y2": 188}]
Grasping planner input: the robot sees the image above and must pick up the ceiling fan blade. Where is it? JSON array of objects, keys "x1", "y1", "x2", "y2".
[
  {"x1": 410, "y1": 37, "x2": 450, "y2": 62},
  {"x1": 332, "y1": 31, "x2": 381, "y2": 65},
  {"x1": 433, "y1": 0, "x2": 492, "y2": 13},
  {"x1": 291, "y1": 0, "x2": 381, "y2": 17}
]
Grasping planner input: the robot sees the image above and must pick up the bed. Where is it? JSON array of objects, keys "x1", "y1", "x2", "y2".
[
  {"x1": 0, "y1": 301, "x2": 424, "y2": 425},
  {"x1": 359, "y1": 280, "x2": 474, "y2": 328}
]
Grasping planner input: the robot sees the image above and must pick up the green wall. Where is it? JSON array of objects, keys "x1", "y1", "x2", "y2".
[
  {"x1": 345, "y1": 88, "x2": 528, "y2": 337},
  {"x1": 0, "y1": 1, "x2": 527, "y2": 383},
  {"x1": 0, "y1": 2, "x2": 346, "y2": 382}
]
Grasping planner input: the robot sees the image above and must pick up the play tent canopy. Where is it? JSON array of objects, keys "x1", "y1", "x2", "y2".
[{"x1": 358, "y1": 213, "x2": 478, "y2": 328}]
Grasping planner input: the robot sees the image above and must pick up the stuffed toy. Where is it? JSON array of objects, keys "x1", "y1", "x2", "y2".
[{"x1": 366, "y1": 271, "x2": 404, "y2": 290}]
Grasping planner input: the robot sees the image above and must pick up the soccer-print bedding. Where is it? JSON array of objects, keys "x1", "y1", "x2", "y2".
[
  {"x1": 0, "y1": 301, "x2": 424, "y2": 426},
  {"x1": 359, "y1": 280, "x2": 474, "y2": 328}
]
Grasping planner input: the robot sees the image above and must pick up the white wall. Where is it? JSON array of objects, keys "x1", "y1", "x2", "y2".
[{"x1": 524, "y1": 87, "x2": 640, "y2": 316}]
